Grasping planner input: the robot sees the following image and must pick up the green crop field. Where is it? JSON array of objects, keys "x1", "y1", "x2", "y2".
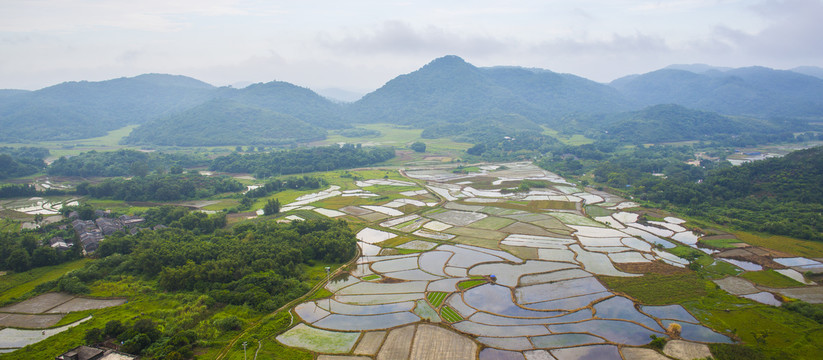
[
  {"x1": 440, "y1": 306, "x2": 463, "y2": 323},
  {"x1": 457, "y1": 279, "x2": 486, "y2": 290},
  {"x1": 427, "y1": 292, "x2": 447, "y2": 308},
  {"x1": 741, "y1": 270, "x2": 804, "y2": 288}
]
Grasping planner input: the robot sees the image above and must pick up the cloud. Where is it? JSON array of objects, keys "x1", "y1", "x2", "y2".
[
  {"x1": 709, "y1": 0, "x2": 823, "y2": 59},
  {"x1": 0, "y1": 0, "x2": 260, "y2": 32},
  {"x1": 533, "y1": 32, "x2": 670, "y2": 55},
  {"x1": 317, "y1": 21, "x2": 512, "y2": 57}
]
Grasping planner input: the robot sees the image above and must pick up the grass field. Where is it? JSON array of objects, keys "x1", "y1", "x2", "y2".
[
  {"x1": 427, "y1": 292, "x2": 447, "y2": 308},
  {"x1": 699, "y1": 237, "x2": 745, "y2": 249},
  {"x1": 734, "y1": 231, "x2": 823, "y2": 258},
  {"x1": 541, "y1": 127, "x2": 595, "y2": 145},
  {"x1": 741, "y1": 270, "x2": 804, "y2": 288},
  {"x1": 0, "y1": 259, "x2": 90, "y2": 305},
  {"x1": 440, "y1": 306, "x2": 463, "y2": 323},
  {"x1": 599, "y1": 273, "x2": 708, "y2": 305},
  {"x1": 0, "y1": 218, "x2": 20, "y2": 232}
]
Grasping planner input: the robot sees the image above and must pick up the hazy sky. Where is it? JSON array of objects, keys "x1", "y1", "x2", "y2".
[{"x1": 1, "y1": 0, "x2": 822, "y2": 92}]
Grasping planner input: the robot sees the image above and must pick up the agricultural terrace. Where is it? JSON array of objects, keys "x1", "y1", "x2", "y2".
[{"x1": 258, "y1": 162, "x2": 823, "y2": 359}]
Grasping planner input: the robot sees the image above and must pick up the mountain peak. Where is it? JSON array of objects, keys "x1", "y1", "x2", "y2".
[{"x1": 422, "y1": 55, "x2": 473, "y2": 71}]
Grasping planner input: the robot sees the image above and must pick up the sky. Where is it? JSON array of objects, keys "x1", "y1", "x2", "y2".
[{"x1": 1, "y1": 0, "x2": 822, "y2": 93}]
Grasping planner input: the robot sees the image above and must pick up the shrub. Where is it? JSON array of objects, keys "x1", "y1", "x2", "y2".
[
  {"x1": 214, "y1": 316, "x2": 243, "y2": 332},
  {"x1": 649, "y1": 334, "x2": 666, "y2": 350}
]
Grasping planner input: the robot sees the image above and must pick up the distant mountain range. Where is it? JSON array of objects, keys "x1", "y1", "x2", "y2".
[{"x1": 1, "y1": 57, "x2": 822, "y2": 145}]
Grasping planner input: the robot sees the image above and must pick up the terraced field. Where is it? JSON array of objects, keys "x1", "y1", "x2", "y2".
[{"x1": 262, "y1": 162, "x2": 823, "y2": 359}]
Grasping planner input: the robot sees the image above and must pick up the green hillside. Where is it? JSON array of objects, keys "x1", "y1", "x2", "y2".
[
  {"x1": 0, "y1": 74, "x2": 216, "y2": 142},
  {"x1": 611, "y1": 67, "x2": 823, "y2": 118},
  {"x1": 122, "y1": 99, "x2": 326, "y2": 146}
]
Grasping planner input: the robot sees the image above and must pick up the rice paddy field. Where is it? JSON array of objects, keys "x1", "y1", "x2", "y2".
[
  {"x1": 258, "y1": 161, "x2": 823, "y2": 359},
  {"x1": 4, "y1": 155, "x2": 823, "y2": 359}
]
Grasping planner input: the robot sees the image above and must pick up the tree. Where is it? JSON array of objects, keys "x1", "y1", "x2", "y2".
[
  {"x1": 467, "y1": 143, "x2": 486, "y2": 156},
  {"x1": 410, "y1": 141, "x2": 426, "y2": 153},
  {"x1": 263, "y1": 199, "x2": 281, "y2": 216},
  {"x1": 6, "y1": 248, "x2": 30, "y2": 272},
  {"x1": 85, "y1": 327, "x2": 104, "y2": 345},
  {"x1": 31, "y1": 247, "x2": 57, "y2": 267}
]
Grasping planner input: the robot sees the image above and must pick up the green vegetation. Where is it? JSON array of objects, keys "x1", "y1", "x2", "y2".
[
  {"x1": 734, "y1": 232, "x2": 823, "y2": 257},
  {"x1": 593, "y1": 104, "x2": 751, "y2": 144},
  {"x1": 410, "y1": 141, "x2": 426, "y2": 153},
  {"x1": 78, "y1": 173, "x2": 244, "y2": 201},
  {"x1": 439, "y1": 306, "x2": 463, "y2": 323},
  {"x1": 699, "y1": 237, "x2": 744, "y2": 249},
  {"x1": 47, "y1": 149, "x2": 209, "y2": 178},
  {"x1": 123, "y1": 99, "x2": 326, "y2": 146},
  {"x1": 209, "y1": 145, "x2": 395, "y2": 178},
  {"x1": 741, "y1": 270, "x2": 804, "y2": 288},
  {"x1": 599, "y1": 273, "x2": 707, "y2": 304},
  {"x1": 426, "y1": 292, "x2": 447, "y2": 308},
  {"x1": 0, "y1": 259, "x2": 89, "y2": 305},
  {"x1": 782, "y1": 301, "x2": 823, "y2": 324},
  {"x1": 631, "y1": 146, "x2": 823, "y2": 241},
  {"x1": 0, "y1": 146, "x2": 48, "y2": 179},
  {"x1": 0, "y1": 74, "x2": 215, "y2": 142},
  {"x1": 457, "y1": 279, "x2": 486, "y2": 290},
  {"x1": 361, "y1": 274, "x2": 380, "y2": 281},
  {"x1": 0, "y1": 224, "x2": 82, "y2": 274}
]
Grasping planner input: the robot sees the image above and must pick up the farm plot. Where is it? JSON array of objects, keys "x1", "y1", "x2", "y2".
[{"x1": 276, "y1": 162, "x2": 740, "y2": 359}]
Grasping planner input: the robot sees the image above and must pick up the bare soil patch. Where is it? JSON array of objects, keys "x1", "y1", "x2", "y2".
[
  {"x1": 46, "y1": 297, "x2": 127, "y2": 313},
  {"x1": 0, "y1": 293, "x2": 74, "y2": 314},
  {"x1": 354, "y1": 330, "x2": 387, "y2": 356},
  {"x1": 712, "y1": 277, "x2": 759, "y2": 296},
  {"x1": 409, "y1": 324, "x2": 477, "y2": 360},
  {"x1": 0, "y1": 313, "x2": 63, "y2": 328},
  {"x1": 715, "y1": 248, "x2": 784, "y2": 269},
  {"x1": 766, "y1": 286, "x2": 823, "y2": 304},
  {"x1": 340, "y1": 206, "x2": 373, "y2": 216}
]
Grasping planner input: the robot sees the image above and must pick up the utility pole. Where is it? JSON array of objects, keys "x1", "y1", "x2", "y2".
[
  {"x1": 242, "y1": 341, "x2": 247, "y2": 360},
  {"x1": 325, "y1": 266, "x2": 331, "y2": 310}
]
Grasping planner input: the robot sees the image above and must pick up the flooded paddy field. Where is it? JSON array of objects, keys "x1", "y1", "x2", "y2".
[{"x1": 268, "y1": 162, "x2": 792, "y2": 359}]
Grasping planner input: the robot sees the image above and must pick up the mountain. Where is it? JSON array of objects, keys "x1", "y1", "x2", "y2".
[
  {"x1": 315, "y1": 87, "x2": 366, "y2": 103},
  {"x1": 595, "y1": 104, "x2": 752, "y2": 143},
  {"x1": 348, "y1": 55, "x2": 631, "y2": 127},
  {"x1": 664, "y1": 64, "x2": 732, "y2": 73},
  {"x1": 0, "y1": 74, "x2": 216, "y2": 142},
  {"x1": 790, "y1": 66, "x2": 823, "y2": 80},
  {"x1": 122, "y1": 99, "x2": 325, "y2": 146},
  {"x1": 610, "y1": 67, "x2": 823, "y2": 118},
  {"x1": 218, "y1": 81, "x2": 346, "y2": 129}
]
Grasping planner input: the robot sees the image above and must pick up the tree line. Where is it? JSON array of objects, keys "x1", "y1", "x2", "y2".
[{"x1": 209, "y1": 144, "x2": 395, "y2": 178}]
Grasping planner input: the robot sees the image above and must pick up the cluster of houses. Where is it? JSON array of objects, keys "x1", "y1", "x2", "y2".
[{"x1": 67, "y1": 212, "x2": 147, "y2": 254}]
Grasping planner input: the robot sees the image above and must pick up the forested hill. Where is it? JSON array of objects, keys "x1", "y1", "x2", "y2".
[
  {"x1": 610, "y1": 66, "x2": 823, "y2": 118},
  {"x1": 219, "y1": 81, "x2": 347, "y2": 129},
  {"x1": 3, "y1": 58, "x2": 823, "y2": 144},
  {"x1": 586, "y1": 104, "x2": 754, "y2": 143},
  {"x1": 0, "y1": 74, "x2": 216, "y2": 142},
  {"x1": 122, "y1": 99, "x2": 326, "y2": 146},
  {"x1": 705, "y1": 146, "x2": 823, "y2": 204},
  {"x1": 634, "y1": 146, "x2": 823, "y2": 240},
  {"x1": 348, "y1": 55, "x2": 630, "y2": 127}
]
